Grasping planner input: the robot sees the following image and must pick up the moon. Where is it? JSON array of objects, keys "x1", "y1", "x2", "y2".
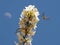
[{"x1": 4, "y1": 12, "x2": 12, "y2": 18}]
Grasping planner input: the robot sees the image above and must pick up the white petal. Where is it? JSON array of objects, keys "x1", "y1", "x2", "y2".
[
  {"x1": 25, "y1": 5, "x2": 35, "y2": 11},
  {"x1": 35, "y1": 12, "x2": 40, "y2": 16},
  {"x1": 34, "y1": 25, "x2": 37, "y2": 29}
]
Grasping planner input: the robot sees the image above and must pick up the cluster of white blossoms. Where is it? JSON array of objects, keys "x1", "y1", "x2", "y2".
[{"x1": 16, "y1": 5, "x2": 40, "y2": 45}]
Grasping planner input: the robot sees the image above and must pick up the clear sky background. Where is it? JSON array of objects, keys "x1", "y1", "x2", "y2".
[{"x1": 0, "y1": 0, "x2": 59, "y2": 45}]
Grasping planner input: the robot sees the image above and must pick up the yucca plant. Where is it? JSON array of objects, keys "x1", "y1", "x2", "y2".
[{"x1": 15, "y1": 5, "x2": 40, "y2": 45}]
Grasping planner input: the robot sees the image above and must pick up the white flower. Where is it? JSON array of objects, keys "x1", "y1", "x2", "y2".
[
  {"x1": 25, "y1": 5, "x2": 35, "y2": 11},
  {"x1": 22, "y1": 5, "x2": 40, "y2": 17},
  {"x1": 34, "y1": 25, "x2": 37, "y2": 29},
  {"x1": 36, "y1": 17, "x2": 39, "y2": 21},
  {"x1": 35, "y1": 12, "x2": 40, "y2": 16}
]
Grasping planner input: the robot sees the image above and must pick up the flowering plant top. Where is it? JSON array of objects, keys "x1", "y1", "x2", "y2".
[{"x1": 16, "y1": 5, "x2": 40, "y2": 45}]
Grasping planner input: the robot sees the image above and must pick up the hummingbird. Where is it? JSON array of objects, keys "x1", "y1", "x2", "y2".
[{"x1": 41, "y1": 12, "x2": 49, "y2": 20}]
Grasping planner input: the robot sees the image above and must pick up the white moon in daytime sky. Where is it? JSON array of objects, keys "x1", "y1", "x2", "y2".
[{"x1": 4, "y1": 12, "x2": 12, "y2": 18}]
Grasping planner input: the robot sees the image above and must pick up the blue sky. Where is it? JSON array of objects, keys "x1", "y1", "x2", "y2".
[{"x1": 0, "y1": 0, "x2": 59, "y2": 45}]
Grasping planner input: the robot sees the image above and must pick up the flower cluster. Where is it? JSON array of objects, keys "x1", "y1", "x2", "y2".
[{"x1": 16, "y1": 5, "x2": 39, "y2": 45}]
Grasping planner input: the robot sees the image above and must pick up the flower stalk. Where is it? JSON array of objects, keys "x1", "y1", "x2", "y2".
[{"x1": 16, "y1": 5, "x2": 39, "y2": 45}]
